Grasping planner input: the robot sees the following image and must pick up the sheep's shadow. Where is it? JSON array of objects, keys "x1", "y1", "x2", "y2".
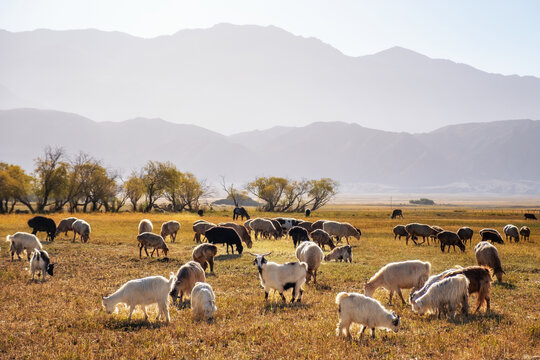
[
  {"x1": 215, "y1": 254, "x2": 242, "y2": 261},
  {"x1": 417, "y1": 311, "x2": 506, "y2": 325},
  {"x1": 311, "y1": 283, "x2": 332, "y2": 291},
  {"x1": 172, "y1": 299, "x2": 192, "y2": 310},
  {"x1": 262, "y1": 301, "x2": 312, "y2": 313},
  {"x1": 493, "y1": 281, "x2": 516, "y2": 289},
  {"x1": 104, "y1": 318, "x2": 167, "y2": 331}
]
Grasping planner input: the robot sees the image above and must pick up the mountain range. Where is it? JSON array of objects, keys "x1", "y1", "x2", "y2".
[
  {"x1": 1, "y1": 108, "x2": 539, "y2": 194},
  {"x1": 1, "y1": 24, "x2": 540, "y2": 134}
]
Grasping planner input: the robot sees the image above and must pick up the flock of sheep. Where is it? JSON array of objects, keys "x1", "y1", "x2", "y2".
[{"x1": 4, "y1": 212, "x2": 532, "y2": 341}]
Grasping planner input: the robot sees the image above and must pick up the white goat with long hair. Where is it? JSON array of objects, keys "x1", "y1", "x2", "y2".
[
  {"x1": 335, "y1": 292, "x2": 400, "y2": 340},
  {"x1": 102, "y1": 274, "x2": 176, "y2": 323},
  {"x1": 411, "y1": 274, "x2": 469, "y2": 319},
  {"x1": 191, "y1": 282, "x2": 217, "y2": 321}
]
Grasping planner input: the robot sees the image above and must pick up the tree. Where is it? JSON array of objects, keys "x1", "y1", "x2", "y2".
[
  {"x1": 247, "y1": 177, "x2": 288, "y2": 211},
  {"x1": 220, "y1": 176, "x2": 242, "y2": 207},
  {"x1": 305, "y1": 178, "x2": 339, "y2": 211},
  {"x1": 33, "y1": 147, "x2": 70, "y2": 213},
  {"x1": 176, "y1": 172, "x2": 209, "y2": 212},
  {"x1": 124, "y1": 173, "x2": 144, "y2": 211},
  {"x1": 141, "y1": 161, "x2": 169, "y2": 212},
  {"x1": 0, "y1": 163, "x2": 34, "y2": 213},
  {"x1": 279, "y1": 180, "x2": 311, "y2": 212}
]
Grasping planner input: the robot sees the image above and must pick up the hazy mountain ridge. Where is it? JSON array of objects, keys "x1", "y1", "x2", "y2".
[
  {"x1": 1, "y1": 108, "x2": 539, "y2": 194},
  {"x1": 1, "y1": 24, "x2": 540, "y2": 134}
]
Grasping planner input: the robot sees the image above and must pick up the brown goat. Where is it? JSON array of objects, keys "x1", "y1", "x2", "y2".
[
  {"x1": 442, "y1": 266, "x2": 491, "y2": 313},
  {"x1": 192, "y1": 243, "x2": 218, "y2": 273}
]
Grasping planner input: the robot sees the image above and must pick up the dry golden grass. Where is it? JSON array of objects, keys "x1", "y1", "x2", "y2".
[{"x1": 1, "y1": 207, "x2": 539, "y2": 359}]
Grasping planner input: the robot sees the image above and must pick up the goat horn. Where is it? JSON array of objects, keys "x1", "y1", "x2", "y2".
[
  {"x1": 262, "y1": 252, "x2": 272, "y2": 256},
  {"x1": 247, "y1": 252, "x2": 258, "y2": 256}
]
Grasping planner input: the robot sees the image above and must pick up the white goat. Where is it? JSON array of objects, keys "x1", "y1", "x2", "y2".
[
  {"x1": 102, "y1": 274, "x2": 176, "y2": 323},
  {"x1": 249, "y1": 252, "x2": 307, "y2": 303},
  {"x1": 30, "y1": 249, "x2": 55, "y2": 282},
  {"x1": 6, "y1": 232, "x2": 43, "y2": 261},
  {"x1": 364, "y1": 260, "x2": 431, "y2": 305},
  {"x1": 335, "y1": 292, "x2": 400, "y2": 339},
  {"x1": 409, "y1": 267, "x2": 461, "y2": 303},
  {"x1": 191, "y1": 282, "x2": 217, "y2": 321},
  {"x1": 411, "y1": 274, "x2": 469, "y2": 319}
]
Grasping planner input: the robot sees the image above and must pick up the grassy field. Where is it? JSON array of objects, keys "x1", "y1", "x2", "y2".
[{"x1": 1, "y1": 207, "x2": 539, "y2": 359}]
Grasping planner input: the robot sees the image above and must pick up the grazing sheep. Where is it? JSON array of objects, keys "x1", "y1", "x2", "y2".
[
  {"x1": 191, "y1": 282, "x2": 217, "y2": 321},
  {"x1": 137, "y1": 232, "x2": 169, "y2": 258},
  {"x1": 27, "y1": 216, "x2": 57, "y2": 241},
  {"x1": 138, "y1": 219, "x2": 153, "y2": 234},
  {"x1": 197, "y1": 209, "x2": 204, "y2": 217},
  {"x1": 475, "y1": 241, "x2": 504, "y2": 282},
  {"x1": 169, "y1": 261, "x2": 206, "y2": 305},
  {"x1": 411, "y1": 274, "x2": 469, "y2": 319},
  {"x1": 72, "y1": 219, "x2": 91, "y2": 243},
  {"x1": 192, "y1": 243, "x2": 218, "y2": 273},
  {"x1": 249, "y1": 252, "x2": 307, "y2": 303},
  {"x1": 30, "y1": 249, "x2": 55, "y2": 282},
  {"x1": 310, "y1": 229, "x2": 335, "y2": 250},
  {"x1": 391, "y1": 209, "x2": 403, "y2": 219},
  {"x1": 305, "y1": 209, "x2": 311, "y2": 217},
  {"x1": 457, "y1": 227, "x2": 474, "y2": 245},
  {"x1": 437, "y1": 231, "x2": 465, "y2": 252},
  {"x1": 250, "y1": 218, "x2": 279, "y2": 240},
  {"x1": 364, "y1": 260, "x2": 431, "y2": 305},
  {"x1": 335, "y1": 292, "x2": 400, "y2": 339},
  {"x1": 267, "y1": 218, "x2": 284, "y2": 238},
  {"x1": 192, "y1": 221, "x2": 216, "y2": 243},
  {"x1": 289, "y1": 226, "x2": 310, "y2": 247},
  {"x1": 161, "y1": 221, "x2": 181, "y2": 242},
  {"x1": 274, "y1": 217, "x2": 301, "y2": 233},
  {"x1": 393, "y1": 225, "x2": 409, "y2": 242},
  {"x1": 311, "y1": 220, "x2": 328, "y2": 231},
  {"x1": 430, "y1": 225, "x2": 444, "y2": 243},
  {"x1": 323, "y1": 221, "x2": 361, "y2": 244},
  {"x1": 524, "y1": 213, "x2": 537, "y2": 220},
  {"x1": 479, "y1": 228, "x2": 504, "y2": 244},
  {"x1": 503, "y1": 224, "x2": 520, "y2": 243},
  {"x1": 218, "y1": 222, "x2": 253, "y2": 248},
  {"x1": 520, "y1": 226, "x2": 530, "y2": 242},
  {"x1": 55, "y1": 217, "x2": 78, "y2": 237},
  {"x1": 409, "y1": 268, "x2": 461, "y2": 304},
  {"x1": 233, "y1": 207, "x2": 250, "y2": 220},
  {"x1": 443, "y1": 266, "x2": 492, "y2": 313},
  {"x1": 295, "y1": 241, "x2": 324, "y2": 284},
  {"x1": 205, "y1": 226, "x2": 244, "y2": 254},
  {"x1": 102, "y1": 274, "x2": 175, "y2": 323},
  {"x1": 297, "y1": 221, "x2": 313, "y2": 233},
  {"x1": 405, "y1": 223, "x2": 439, "y2": 245},
  {"x1": 324, "y1": 245, "x2": 352, "y2": 263},
  {"x1": 6, "y1": 232, "x2": 43, "y2": 261}
]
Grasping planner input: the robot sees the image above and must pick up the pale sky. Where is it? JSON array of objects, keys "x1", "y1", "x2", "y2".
[{"x1": 1, "y1": 0, "x2": 539, "y2": 77}]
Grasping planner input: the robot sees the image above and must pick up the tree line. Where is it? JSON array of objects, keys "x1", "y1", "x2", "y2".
[{"x1": 0, "y1": 147, "x2": 338, "y2": 214}]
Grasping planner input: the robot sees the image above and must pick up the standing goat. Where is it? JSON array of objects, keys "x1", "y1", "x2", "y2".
[{"x1": 30, "y1": 249, "x2": 55, "y2": 282}]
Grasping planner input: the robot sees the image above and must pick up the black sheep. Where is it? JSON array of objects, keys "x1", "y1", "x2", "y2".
[
  {"x1": 233, "y1": 207, "x2": 250, "y2": 221},
  {"x1": 205, "y1": 226, "x2": 243, "y2": 254},
  {"x1": 289, "y1": 226, "x2": 310, "y2": 247},
  {"x1": 27, "y1": 216, "x2": 57, "y2": 241}
]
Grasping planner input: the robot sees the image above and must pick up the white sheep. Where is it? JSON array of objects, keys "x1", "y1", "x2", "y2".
[
  {"x1": 137, "y1": 232, "x2": 169, "y2": 258},
  {"x1": 250, "y1": 218, "x2": 279, "y2": 239},
  {"x1": 191, "y1": 282, "x2": 217, "y2": 321},
  {"x1": 503, "y1": 224, "x2": 520, "y2": 242},
  {"x1": 72, "y1": 219, "x2": 91, "y2": 243},
  {"x1": 475, "y1": 241, "x2": 504, "y2": 282},
  {"x1": 161, "y1": 220, "x2": 181, "y2": 242},
  {"x1": 30, "y1": 249, "x2": 55, "y2": 282},
  {"x1": 138, "y1": 219, "x2": 153, "y2": 234},
  {"x1": 335, "y1": 292, "x2": 400, "y2": 339},
  {"x1": 6, "y1": 232, "x2": 43, "y2": 261},
  {"x1": 411, "y1": 274, "x2": 469, "y2": 319},
  {"x1": 249, "y1": 252, "x2": 307, "y2": 303},
  {"x1": 409, "y1": 267, "x2": 462, "y2": 303},
  {"x1": 364, "y1": 260, "x2": 431, "y2": 305},
  {"x1": 192, "y1": 221, "x2": 216, "y2": 243},
  {"x1": 295, "y1": 241, "x2": 324, "y2": 284},
  {"x1": 322, "y1": 221, "x2": 361, "y2": 244},
  {"x1": 102, "y1": 274, "x2": 176, "y2": 323}
]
